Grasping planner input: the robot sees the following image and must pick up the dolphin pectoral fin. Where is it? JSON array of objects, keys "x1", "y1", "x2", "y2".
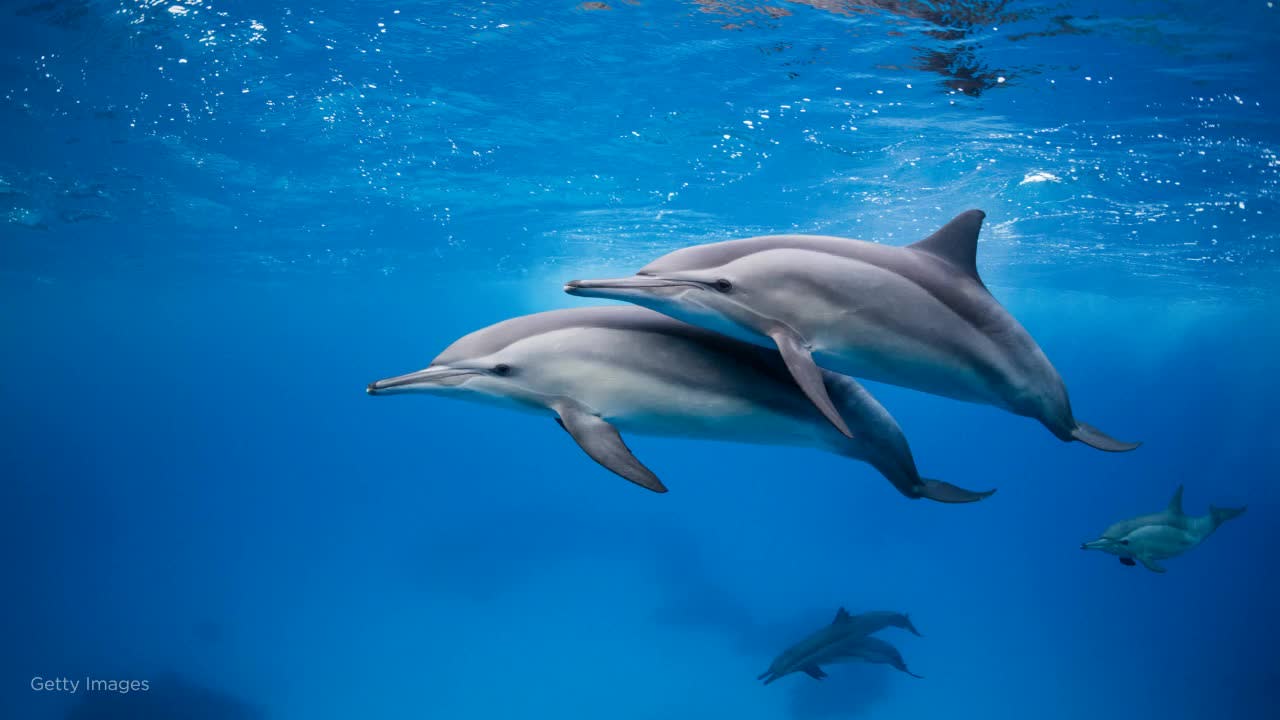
[
  {"x1": 553, "y1": 404, "x2": 668, "y2": 493},
  {"x1": 1135, "y1": 555, "x2": 1166, "y2": 573},
  {"x1": 917, "y1": 478, "x2": 997, "y2": 504},
  {"x1": 1119, "y1": 557, "x2": 1136, "y2": 567},
  {"x1": 1071, "y1": 422, "x2": 1141, "y2": 452},
  {"x1": 802, "y1": 665, "x2": 827, "y2": 680},
  {"x1": 769, "y1": 329, "x2": 854, "y2": 438}
]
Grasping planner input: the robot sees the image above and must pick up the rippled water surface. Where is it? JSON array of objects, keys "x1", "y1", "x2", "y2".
[{"x1": 4, "y1": 1, "x2": 1278, "y2": 292}]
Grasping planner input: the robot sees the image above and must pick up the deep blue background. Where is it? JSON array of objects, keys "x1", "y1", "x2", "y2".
[{"x1": 2, "y1": 2, "x2": 1278, "y2": 719}]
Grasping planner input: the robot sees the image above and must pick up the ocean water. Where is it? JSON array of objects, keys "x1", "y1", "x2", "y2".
[{"x1": 2, "y1": 1, "x2": 1278, "y2": 718}]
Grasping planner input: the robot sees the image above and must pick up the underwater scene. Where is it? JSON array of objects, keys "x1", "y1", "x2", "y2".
[{"x1": 2, "y1": 1, "x2": 1278, "y2": 718}]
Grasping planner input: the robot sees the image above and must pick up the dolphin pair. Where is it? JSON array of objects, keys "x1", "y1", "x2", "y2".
[
  {"x1": 758, "y1": 608, "x2": 923, "y2": 685},
  {"x1": 368, "y1": 306, "x2": 992, "y2": 502},
  {"x1": 565, "y1": 209, "x2": 1138, "y2": 451},
  {"x1": 1082, "y1": 486, "x2": 1246, "y2": 573}
]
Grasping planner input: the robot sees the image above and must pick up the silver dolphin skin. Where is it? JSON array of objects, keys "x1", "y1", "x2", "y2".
[
  {"x1": 565, "y1": 210, "x2": 1138, "y2": 452},
  {"x1": 367, "y1": 306, "x2": 992, "y2": 503},
  {"x1": 757, "y1": 608, "x2": 923, "y2": 685},
  {"x1": 1081, "y1": 485, "x2": 1246, "y2": 573}
]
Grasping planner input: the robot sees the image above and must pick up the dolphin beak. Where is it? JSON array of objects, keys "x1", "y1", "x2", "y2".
[
  {"x1": 366, "y1": 366, "x2": 477, "y2": 395},
  {"x1": 1080, "y1": 538, "x2": 1111, "y2": 551},
  {"x1": 564, "y1": 275, "x2": 690, "y2": 298}
]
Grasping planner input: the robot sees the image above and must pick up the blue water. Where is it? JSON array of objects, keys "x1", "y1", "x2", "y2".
[{"x1": 2, "y1": 1, "x2": 1278, "y2": 718}]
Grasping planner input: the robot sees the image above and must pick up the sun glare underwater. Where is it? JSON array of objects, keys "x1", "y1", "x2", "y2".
[{"x1": 2, "y1": 1, "x2": 1279, "y2": 719}]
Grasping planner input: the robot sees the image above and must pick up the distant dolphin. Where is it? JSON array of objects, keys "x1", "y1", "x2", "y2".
[
  {"x1": 1081, "y1": 485, "x2": 1246, "y2": 573},
  {"x1": 757, "y1": 608, "x2": 920, "y2": 685},
  {"x1": 367, "y1": 307, "x2": 991, "y2": 502},
  {"x1": 565, "y1": 210, "x2": 1138, "y2": 451},
  {"x1": 822, "y1": 636, "x2": 924, "y2": 680}
]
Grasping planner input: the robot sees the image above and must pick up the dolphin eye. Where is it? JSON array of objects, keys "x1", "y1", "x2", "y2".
[
  {"x1": 493, "y1": 363, "x2": 511, "y2": 375},
  {"x1": 714, "y1": 278, "x2": 733, "y2": 293}
]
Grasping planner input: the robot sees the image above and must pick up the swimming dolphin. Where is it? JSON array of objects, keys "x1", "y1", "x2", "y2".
[
  {"x1": 821, "y1": 636, "x2": 924, "y2": 680},
  {"x1": 367, "y1": 307, "x2": 991, "y2": 503},
  {"x1": 1081, "y1": 485, "x2": 1246, "y2": 573},
  {"x1": 564, "y1": 210, "x2": 1138, "y2": 451},
  {"x1": 757, "y1": 608, "x2": 921, "y2": 684}
]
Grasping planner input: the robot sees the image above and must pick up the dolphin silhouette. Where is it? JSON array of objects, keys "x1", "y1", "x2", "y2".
[{"x1": 757, "y1": 607, "x2": 922, "y2": 684}]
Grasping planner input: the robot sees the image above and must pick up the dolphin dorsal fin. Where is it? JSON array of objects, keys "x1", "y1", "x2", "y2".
[
  {"x1": 908, "y1": 210, "x2": 986, "y2": 284},
  {"x1": 1167, "y1": 485, "x2": 1185, "y2": 514},
  {"x1": 832, "y1": 608, "x2": 852, "y2": 625}
]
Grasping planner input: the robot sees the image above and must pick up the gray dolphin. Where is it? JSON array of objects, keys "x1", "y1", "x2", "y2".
[
  {"x1": 367, "y1": 306, "x2": 991, "y2": 503},
  {"x1": 821, "y1": 636, "x2": 924, "y2": 679},
  {"x1": 565, "y1": 210, "x2": 1138, "y2": 451},
  {"x1": 757, "y1": 608, "x2": 921, "y2": 685},
  {"x1": 1082, "y1": 485, "x2": 1246, "y2": 573}
]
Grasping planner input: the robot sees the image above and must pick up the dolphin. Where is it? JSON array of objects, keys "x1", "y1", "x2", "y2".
[
  {"x1": 367, "y1": 306, "x2": 992, "y2": 503},
  {"x1": 564, "y1": 209, "x2": 1138, "y2": 451},
  {"x1": 820, "y1": 636, "x2": 924, "y2": 680},
  {"x1": 1081, "y1": 485, "x2": 1246, "y2": 573},
  {"x1": 757, "y1": 608, "x2": 921, "y2": 684}
]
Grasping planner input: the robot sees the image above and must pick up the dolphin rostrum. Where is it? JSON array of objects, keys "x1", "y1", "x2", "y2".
[
  {"x1": 367, "y1": 306, "x2": 992, "y2": 503},
  {"x1": 757, "y1": 607, "x2": 921, "y2": 685},
  {"x1": 565, "y1": 210, "x2": 1138, "y2": 451},
  {"x1": 1081, "y1": 485, "x2": 1246, "y2": 573}
]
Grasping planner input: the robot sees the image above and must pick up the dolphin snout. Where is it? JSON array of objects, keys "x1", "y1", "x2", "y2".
[
  {"x1": 368, "y1": 366, "x2": 478, "y2": 394},
  {"x1": 564, "y1": 275, "x2": 691, "y2": 297}
]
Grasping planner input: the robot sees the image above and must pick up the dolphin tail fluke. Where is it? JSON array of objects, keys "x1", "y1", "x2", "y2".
[
  {"x1": 1210, "y1": 505, "x2": 1247, "y2": 529},
  {"x1": 905, "y1": 669, "x2": 924, "y2": 680},
  {"x1": 1071, "y1": 422, "x2": 1141, "y2": 452},
  {"x1": 903, "y1": 613, "x2": 923, "y2": 637},
  {"x1": 917, "y1": 479, "x2": 996, "y2": 504}
]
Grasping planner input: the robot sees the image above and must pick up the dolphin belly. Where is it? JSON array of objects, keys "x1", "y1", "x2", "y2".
[
  {"x1": 1125, "y1": 524, "x2": 1199, "y2": 560},
  {"x1": 536, "y1": 329, "x2": 830, "y2": 448},
  {"x1": 800, "y1": 263, "x2": 1020, "y2": 410}
]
